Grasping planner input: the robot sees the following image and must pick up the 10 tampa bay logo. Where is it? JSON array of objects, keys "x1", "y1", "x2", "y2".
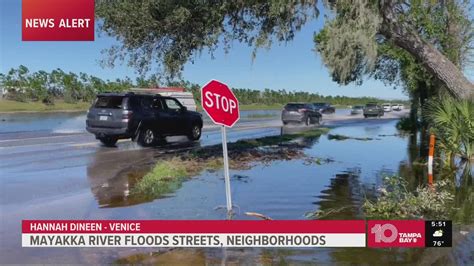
[{"x1": 368, "y1": 220, "x2": 425, "y2": 248}]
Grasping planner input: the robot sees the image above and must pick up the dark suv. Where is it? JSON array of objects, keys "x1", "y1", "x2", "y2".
[
  {"x1": 281, "y1": 103, "x2": 322, "y2": 125},
  {"x1": 312, "y1": 102, "x2": 336, "y2": 114},
  {"x1": 86, "y1": 92, "x2": 203, "y2": 147}
]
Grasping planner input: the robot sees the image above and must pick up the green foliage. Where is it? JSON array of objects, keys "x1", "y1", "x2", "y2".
[
  {"x1": 96, "y1": 0, "x2": 319, "y2": 77},
  {"x1": 131, "y1": 159, "x2": 189, "y2": 199},
  {"x1": 364, "y1": 176, "x2": 455, "y2": 219},
  {"x1": 424, "y1": 97, "x2": 474, "y2": 160},
  {"x1": 315, "y1": 1, "x2": 473, "y2": 99},
  {"x1": 396, "y1": 116, "x2": 420, "y2": 131},
  {"x1": 314, "y1": 0, "x2": 380, "y2": 85},
  {"x1": 1, "y1": 66, "x2": 392, "y2": 108}
]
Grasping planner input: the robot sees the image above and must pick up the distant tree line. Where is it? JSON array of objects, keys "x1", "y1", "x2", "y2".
[{"x1": 0, "y1": 66, "x2": 394, "y2": 106}]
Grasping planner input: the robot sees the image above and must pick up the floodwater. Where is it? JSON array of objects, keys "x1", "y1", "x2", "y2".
[{"x1": 0, "y1": 111, "x2": 472, "y2": 264}]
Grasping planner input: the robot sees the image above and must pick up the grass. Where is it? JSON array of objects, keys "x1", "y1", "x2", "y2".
[
  {"x1": 1, "y1": 100, "x2": 282, "y2": 113},
  {"x1": 131, "y1": 158, "x2": 190, "y2": 199},
  {"x1": 131, "y1": 127, "x2": 331, "y2": 200},
  {"x1": 0, "y1": 99, "x2": 90, "y2": 113},
  {"x1": 0, "y1": 100, "x2": 356, "y2": 113},
  {"x1": 327, "y1": 134, "x2": 374, "y2": 141},
  {"x1": 239, "y1": 104, "x2": 283, "y2": 110},
  {"x1": 196, "y1": 103, "x2": 283, "y2": 112},
  {"x1": 245, "y1": 113, "x2": 278, "y2": 119}
]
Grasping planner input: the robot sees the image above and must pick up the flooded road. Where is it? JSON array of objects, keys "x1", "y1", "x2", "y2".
[{"x1": 2, "y1": 109, "x2": 472, "y2": 264}]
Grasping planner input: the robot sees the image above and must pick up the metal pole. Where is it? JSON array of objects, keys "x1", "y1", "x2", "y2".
[{"x1": 221, "y1": 126, "x2": 232, "y2": 212}]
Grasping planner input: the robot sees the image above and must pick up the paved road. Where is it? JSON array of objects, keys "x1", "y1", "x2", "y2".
[{"x1": 0, "y1": 110, "x2": 409, "y2": 264}]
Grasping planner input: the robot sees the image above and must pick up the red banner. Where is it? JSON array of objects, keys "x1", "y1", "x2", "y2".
[
  {"x1": 22, "y1": 220, "x2": 365, "y2": 234},
  {"x1": 22, "y1": 0, "x2": 94, "y2": 41}
]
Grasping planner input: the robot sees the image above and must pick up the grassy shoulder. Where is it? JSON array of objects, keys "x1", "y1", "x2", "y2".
[
  {"x1": 0, "y1": 99, "x2": 282, "y2": 113},
  {"x1": 0, "y1": 99, "x2": 90, "y2": 113},
  {"x1": 0, "y1": 100, "x2": 355, "y2": 113}
]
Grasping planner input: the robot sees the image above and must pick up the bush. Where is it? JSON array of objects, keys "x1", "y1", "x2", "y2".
[
  {"x1": 396, "y1": 116, "x2": 419, "y2": 131},
  {"x1": 363, "y1": 176, "x2": 454, "y2": 219}
]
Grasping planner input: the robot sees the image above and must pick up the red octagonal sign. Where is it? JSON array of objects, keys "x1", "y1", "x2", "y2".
[{"x1": 201, "y1": 80, "x2": 240, "y2": 127}]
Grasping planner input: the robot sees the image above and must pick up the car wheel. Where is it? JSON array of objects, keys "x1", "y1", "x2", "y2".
[
  {"x1": 364, "y1": 115, "x2": 368, "y2": 118},
  {"x1": 316, "y1": 116, "x2": 322, "y2": 125},
  {"x1": 187, "y1": 124, "x2": 202, "y2": 141},
  {"x1": 283, "y1": 121, "x2": 288, "y2": 125},
  {"x1": 99, "y1": 136, "x2": 118, "y2": 147},
  {"x1": 138, "y1": 128, "x2": 157, "y2": 147},
  {"x1": 305, "y1": 116, "x2": 311, "y2": 126}
]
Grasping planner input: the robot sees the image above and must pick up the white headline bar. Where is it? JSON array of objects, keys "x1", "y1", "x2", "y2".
[{"x1": 22, "y1": 233, "x2": 365, "y2": 247}]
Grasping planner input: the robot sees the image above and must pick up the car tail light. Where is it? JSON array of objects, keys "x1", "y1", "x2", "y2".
[
  {"x1": 122, "y1": 110, "x2": 133, "y2": 119},
  {"x1": 298, "y1": 108, "x2": 308, "y2": 113}
]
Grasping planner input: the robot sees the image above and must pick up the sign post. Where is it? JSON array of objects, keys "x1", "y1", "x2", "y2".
[{"x1": 201, "y1": 80, "x2": 240, "y2": 212}]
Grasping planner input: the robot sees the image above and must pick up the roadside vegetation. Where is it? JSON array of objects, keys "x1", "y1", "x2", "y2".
[
  {"x1": 424, "y1": 97, "x2": 474, "y2": 165},
  {"x1": 363, "y1": 176, "x2": 455, "y2": 220},
  {"x1": 131, "y1": 128, "x2": 330, "y2": 200},
  {"x1": 0, "y1": 99, "x2": 90, "y2": 113},
  {"x1": 0, "y1": 66, "x2": 392, "y2": 113}
]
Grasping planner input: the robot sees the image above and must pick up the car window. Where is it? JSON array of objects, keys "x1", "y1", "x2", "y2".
[
  {"x1": 163, "y1": 98, "x2": 182, "y2": 111},
  {"x1": 140, "y1": 97, "x2": 154, "y2": 111},
  {"x1": 285, "y1": 104, "x2": 305, "y2": 110},
  {"x1": 152, "y1": 98, "x2": 163, "y2": 110},
  {"x1": 94, "y1": 96, "x2": 124, "y2": 109},
  {"x1": 366, "y1": 103, "x2": 377, "y2": 107}
]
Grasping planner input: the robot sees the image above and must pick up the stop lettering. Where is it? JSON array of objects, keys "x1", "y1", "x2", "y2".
[
  {"x1": 201, "y1": 80, "x2": 240, "y2": 127},
  {"x1": 203, "y1": 91, "x2": 237, "y2": 114}
]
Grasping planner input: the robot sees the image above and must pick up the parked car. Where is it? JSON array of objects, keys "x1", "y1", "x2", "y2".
[
  {"x1": 86, "y1": 92, "x2": 203, "y2": 147},
  {"x1": 282, "y1": 103, "x2": 322, "y2": 125},
  {"x1": 350, "y1": 105, "x2": 364, "y2": 115},
  {"x1": 382, "y1": 103, "x2": 392, "y2": 112},
  {"x1": 312, "y1": 102, "x2": 336, "y2": 114},
  {"x1": 363, "y1": 102, "x2": 384, "y2": 118}
]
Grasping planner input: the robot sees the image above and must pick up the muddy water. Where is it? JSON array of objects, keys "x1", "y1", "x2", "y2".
[{"x1": 1, "y1": 117, "x2": 472, "y2": 264}]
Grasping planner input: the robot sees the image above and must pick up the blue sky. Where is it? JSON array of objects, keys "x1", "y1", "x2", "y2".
[{"x1": 4, "y1": 1, "x2": 470, "y2": 100}]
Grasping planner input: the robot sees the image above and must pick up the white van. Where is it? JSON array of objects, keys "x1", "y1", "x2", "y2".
[{"x1": 129, "y1": 88, "x2": 197, "y2": 111}]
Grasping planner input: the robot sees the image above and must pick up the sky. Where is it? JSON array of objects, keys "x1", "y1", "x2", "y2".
[{"x1": 3, "y1": 1, "x2": 471, "y2": 100}]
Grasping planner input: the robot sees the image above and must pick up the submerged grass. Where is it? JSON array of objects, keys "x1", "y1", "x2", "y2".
[
  {"x1": 131, "y1": 128, "x2": 330, "y2": 200},
  {"x1": 327, "y1": 134, "x2": 374, "y2": 141},
  {"x1": 131, "y1": 159, "x2": 190, "y2": 199}
]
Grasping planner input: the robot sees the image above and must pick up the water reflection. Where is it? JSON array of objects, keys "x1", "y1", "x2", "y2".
[
  {"x1": 85, "y1": 120, "x2": 473, "y2": 264},
  {"x1": 87, "y1": 141, "x2": 202, "y2": 208}
]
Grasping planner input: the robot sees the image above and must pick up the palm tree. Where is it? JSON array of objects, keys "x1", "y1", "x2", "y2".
[{"x1": 424, "y1": 97, "x2": 474, "y2": 166}]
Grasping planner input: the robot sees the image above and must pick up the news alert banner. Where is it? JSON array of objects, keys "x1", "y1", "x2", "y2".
[{"x1": 22, "y1": 220, "x2": 451, "y2": 248}]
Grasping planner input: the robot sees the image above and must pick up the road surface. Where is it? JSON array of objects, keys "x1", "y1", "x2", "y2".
[{"x1": 0, "y1": 110, "x2": 410, "y2": 263}]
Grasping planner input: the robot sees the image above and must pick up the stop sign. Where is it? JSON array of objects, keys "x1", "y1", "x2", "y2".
[{"x1": 201, "y1": 80, "x2": 240, "y2": 127}]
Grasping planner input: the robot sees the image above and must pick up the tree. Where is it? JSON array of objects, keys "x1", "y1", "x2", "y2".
[
  {"x1": 96, "y1": 0, "x2": 319, "y2": 76},
  {"x1": 315, "y1": 0, "x2": 474, "y2": 99},
  {"x1": 96, "y1": 0, "x2": 474, "y2": 99}
]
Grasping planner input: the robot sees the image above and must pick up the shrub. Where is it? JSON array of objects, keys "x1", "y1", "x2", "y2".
[
  {"x1": 363, "y1": 176, "x2": 454, "y2": 219},
  {"x1": 424, "y1": 97, "x2": 474, "y2": 161}
]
